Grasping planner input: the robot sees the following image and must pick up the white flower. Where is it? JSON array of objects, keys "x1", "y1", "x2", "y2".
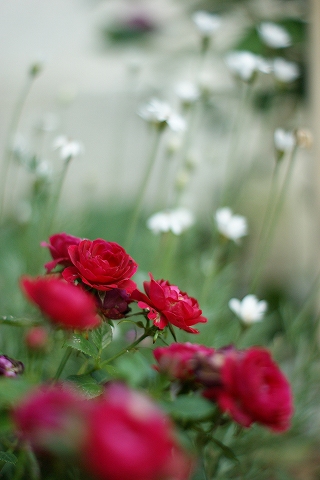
[
  {"x1": 147, "y1": 208, "x2": 195, "y2": 235},
  {"x1": 225, "y1": 51, "x2": 271, "y2": 82},
  {"x1": 274, "y1": 128, "x2": 296, "y2": 152},
  {"x1": 273, "y1": 57, "x2": 299, "y2": 83},
  {"x1": 215, "y1": 207, "x2": 248, "y2": 242},
  {"x1": 138, "y1": 99, "x2": 186, "y2": 132},
  {"x1": 228, "y1": 294, "x2": 267, "y2": 324},
  {"x1": 175, "y1": 82, "x2": 200, "y2": 105},
  {"x1": 53, "y1": 135, "x2": 83, "y2": 161},
  {"x1": 258, "y1": 22, "x2": 291, "y2": 49},
  {"x1": 192, "y1": 11, "x2": 221, "y2": 36}
]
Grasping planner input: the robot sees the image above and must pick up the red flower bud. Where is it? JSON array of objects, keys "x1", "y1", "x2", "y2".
[{"x1": 41, "y1": 232, "x2": 82, "y2": 273}]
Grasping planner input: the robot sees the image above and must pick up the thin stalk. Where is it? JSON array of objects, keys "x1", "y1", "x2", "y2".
[
  {"x1": 220, "y1": 83, "x2": 250, "y2": 207},
  {"x1": 44, "y1": 158, "x2": 72, "y2": 236},
  {"x1": 0, "y1": 76, "x2": 35, "y2": 224},
  {"x1": 125, "y1": 127, "x2": 164, "y2": 250},
  {"x1": 250, "y1": 147, "x2": 298, "y2": 291},
  {"x1": 100, "y1": 331, "x2": 150, "y2": 368},
  {"x1": 53, "y1": 346, "x2": 73, "y2": 381}
]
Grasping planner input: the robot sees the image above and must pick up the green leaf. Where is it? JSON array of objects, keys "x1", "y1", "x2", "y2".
[
  {"x1": 210, "y1": 438, "x2": 239, "y2": 463},
  {"x1": 91, "y1": 323, "x2": 113, "y2": 352},
  {"x1": 0, "y1": 452, "x2": 17, "y2": 465},
  {"x1": 162, "y1": 395, "x2": 215, "y2": 421},
  {"x1": 67, "y1": 374, "x2": 103, "y2": 399},
  {"x1": 64, "y1": 334, "x2": 98, "y2": 359}
]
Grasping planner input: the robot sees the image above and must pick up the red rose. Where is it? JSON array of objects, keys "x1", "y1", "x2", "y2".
[
  {"x1": 154, "y1": 342, "x2": 215, "y2": 381},
  {"x1": 82, "y1": 383, "x2": 192, "y2": 480},
  {"x1": 21, "y1": 276, "x2": 100, "y2": 330},
  {"x1": 204, "y1": 347, "x2": 293, "y2": 432},
  {"x1": 41, "y1": 232, "x2": 82, "y2": 273},
  {"x1": 62, "y1": 239, "x2": 138, "y2": 293},
  {"x1": 131, "y1": 274, "x2": 207, "y2": 333},
  {"x1": 13, "y1": 384, "x2": 89, "y2": 453}
]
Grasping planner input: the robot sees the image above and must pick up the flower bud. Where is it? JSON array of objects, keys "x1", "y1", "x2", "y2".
[
  {"x1": 25, "y1": 327, "x2": 49, "y2": 352},
  {"x1": 0, "y1": 355, "x2": 24, "y2": 377}
]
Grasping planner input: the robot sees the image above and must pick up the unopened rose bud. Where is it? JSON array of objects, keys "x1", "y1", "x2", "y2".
[{"x1": 25, "y1": 327, "x2": 49, "y2": 351}]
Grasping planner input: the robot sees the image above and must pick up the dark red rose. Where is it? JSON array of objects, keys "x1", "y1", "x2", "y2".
[
  {"x1": 204, "y1": 347, "x2": 293, "y2": 432},
  {"x1": 13, "y1": 384, "x2": 89, "y2": 453},
  {"x1": 21, "y1": 276, "x2": 100, "y2": 330},
  {"x1": 97, "y1": 288, "x2": 131, "y2": 319},
  {"x1": 41, "y1": 232, "x2": 82, "y2": 273},
  {"x1": 62, "y1": 239, "x2": 138, "y2": 293},
  {"x1": 131, "y1": 274, "x2": 207, "y2": 333},
  {"x1": 154, "y1": 342, "x2": 215, "y2": 381},
  {"x1": 82, "y1": 383, "x2": 192, "y2": 480}
]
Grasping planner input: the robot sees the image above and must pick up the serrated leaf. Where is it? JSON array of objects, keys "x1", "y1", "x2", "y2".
[
  {"x1": 0, "y1": 452, "x2": 17, "y2": 465},
  {"x1": 67, "y1": 374, "x2": 103, "y2": 399},
  {"x1": 65, "y1": 334, "x2": 98, "y2": 358},
  {"x1": 162, "y1": 395, "x2": 215, "y2": 421},
  {"x1": 91, "y1": 323, "x2": 113, "y2": 352},
  {"x1": 210, "y1": 438, "x2": 239, "y2": 463}
]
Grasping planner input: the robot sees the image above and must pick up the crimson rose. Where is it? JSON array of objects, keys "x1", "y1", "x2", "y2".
[
  {"x1": 41, "y1": 232, "x2": 82, "y2": 273},
  {"x1": 21, "y1": 276, "x2": 100, "y2": 330},
  {"x1": 62, "y1": 239, "x2": 138, "y2": 293},
  {"x1": 204, "y1": 347, "x2": 293, "y2": 432},
  {"x1": 82, "y1": 383, "x2": 192, "y2": 480},
  {"x1": 131, "y1": 274, "x2": 207, "y2": 333}
]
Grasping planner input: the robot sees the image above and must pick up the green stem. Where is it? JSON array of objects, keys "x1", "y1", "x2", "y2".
[
  {"x1": 125, "y1": 127, "x2": 164, "y2": 250},
  {"x1": 220, "y1": 83, "x2": 250, "y2": 207},
  {"x1": 250, "y1": 147, "x2": 298, "y2": 291},
  {"x1": 100, "y1": 331, "x2": 151, "y2": 368},
  {"x1": 45, "y1": 158, "x2": 72, "y2": 236},
  {"x1": 53, "y1": 346, "x2": 73, "y2": 381},
  {"x1": 0, "y1": 76, "x2": 35, "y2": 224}
]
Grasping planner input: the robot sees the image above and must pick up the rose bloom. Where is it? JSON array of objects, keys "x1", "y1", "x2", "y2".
[
  {"x1": 41, "y1": 232, "x2": 82, "y2": 273},
  {"x1": 62, "y1": 239, "x2": 138, "y2": 293},
  {"x1": 154, "y1": 342, "x2": 215, "y2": 381},
  {"x1": 21, "y1": 276, "x2": 100, "y2": 330},
  {"x1": 204, "y1": 347, "x2": 293, "y2": 432},
  {"x1": 131, "y1": 274, "x2": 207, "y2": 333},
  {"x1": 13, "y1": 384, "x2": 89, "y2": 454},
  {"x1": 82, "y1": 383, "x2": 192, "y2": 480}
]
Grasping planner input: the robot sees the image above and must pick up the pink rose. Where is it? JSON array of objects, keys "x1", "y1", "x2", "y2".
[
  {"x1": 62, "y1": 239, "x2": 138, "y2": 293},
  {"x1": 82, "y1": 383, "x2": 192, "y2": 480},
  {"x1": 21, "y1": 276, "x2": 100, "y2": 330},
  {"x1": 154, "y1": 342, "x2": 215, "y2": 381},
  {"x1": 13, "y1": 384, "x2": 89, "y2": 453},
  {"x1": 41, "y1": 232, "x2": 82, "y2": 273},
  {"x1": 131, "y1": 274, "x2": 207, "y2": 333},
  {"x1": 204, "y1": 347, "x2": 293, "y2": 432}
]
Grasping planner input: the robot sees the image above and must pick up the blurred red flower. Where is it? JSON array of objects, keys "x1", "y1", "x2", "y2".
[
  {"x1": 21, "y1": 276, "x2": 100, "y2": 330},
  {"x1": 41, "y1": 232, "x2": 82, "y2": 273}
]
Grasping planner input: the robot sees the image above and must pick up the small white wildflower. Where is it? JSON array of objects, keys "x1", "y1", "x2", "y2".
[
  {"x1": 192, "y1": 11, "x2": 221, "y2": 36},
  {"x1": 175, "y1": 82, "x2": 200, "y2": 105},
  {"x1": 229, "y1": 294, "x2": 267, "y2": 324},
  {"x1": 35, "y1": 160, "x2": 53, "y2": 181},
  {"x1": 53, "y1": 135, "x2": 83, "y2": 161},
  {"x1": 273, "y1": 57, "x2": 299, "y2": 83},
  {"x1": 225, "y1": 51, "x2": 271, "y2": 82},
  {"x1": 138, "y1": 99, "x2": 186, "y2": 132},
  {"x1": 274, "y1": 128, "x2": 296, "y2": 153},
  {"x1": 147, "y1": 208, "x2": 195, "y2": 235},
  {"x1": 258, "y1": 22, "x2": 291, "y2": 49},
  {"x1": 215, "y1": 207, "x2": 248, "y2": 243}
]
